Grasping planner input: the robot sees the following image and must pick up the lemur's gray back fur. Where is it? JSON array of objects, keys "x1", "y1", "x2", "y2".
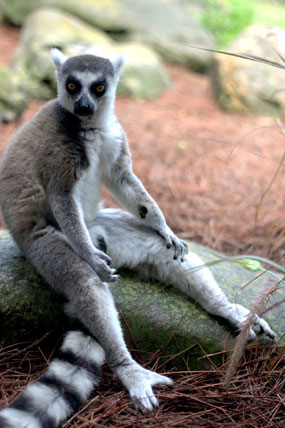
[{"x1": 0, "y1": 49, "x2": 275, "y2": 428}]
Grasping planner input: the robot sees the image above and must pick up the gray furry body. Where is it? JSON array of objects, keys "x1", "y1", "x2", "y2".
[{"x1": 0, "y1": 50, "x2": 275, "y2": 428}]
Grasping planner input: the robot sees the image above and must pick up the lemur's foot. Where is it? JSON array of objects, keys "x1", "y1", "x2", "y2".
[
  {"x1": 116, "y1": 363, "x2": 173, "y2": 412},
  {"x1": 229, "y1": 304, "x2": 276, "y2": 341}
]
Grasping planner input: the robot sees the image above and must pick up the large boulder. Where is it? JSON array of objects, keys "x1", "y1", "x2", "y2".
[
  {"x1": 0, "y1": 229, "x2": 283, "y2": 369},
  {"x1": 0, "y1": 0, "x2": 37, "y2": 25},
  {"x1": 212, "y1": 25, "x2": 285, "y2": 115},
  {"x1": 0, "y1": 65, "x2": 27, "y2": 123},
  {"x1": 0, "y1": 0, "x2": 132, "y2": 29},
  {"x1": 1, "y1": 0, "x2": 214, "y2": 71},
  {"x1": 115, "y1": 0, "x2": 214, "y2": 71},
  {"x1": 12, "y1": 8, "x2": 171, "y2": 100}
]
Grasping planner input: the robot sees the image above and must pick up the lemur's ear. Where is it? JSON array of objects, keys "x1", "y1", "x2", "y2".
[
  {"x1": 111, "y1": 53, "x2": 126, "y2": 77},
  {"x1": 50, "y1": 48, "x2": 67, "y2": 72}
]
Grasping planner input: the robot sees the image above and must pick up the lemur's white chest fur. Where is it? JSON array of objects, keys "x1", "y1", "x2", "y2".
[{"x1": 73, "y1": 119, "x2": 123, "y2": 225}]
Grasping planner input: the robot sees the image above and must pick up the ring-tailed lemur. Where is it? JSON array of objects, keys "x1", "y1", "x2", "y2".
[{"x1": 0, "y1": 49, "x2": 275, "y2": 428}]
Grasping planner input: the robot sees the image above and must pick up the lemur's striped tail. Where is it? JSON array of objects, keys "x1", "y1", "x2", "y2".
[{"x1": 0, "y1": 329, "x2": 105, "y2": 428}]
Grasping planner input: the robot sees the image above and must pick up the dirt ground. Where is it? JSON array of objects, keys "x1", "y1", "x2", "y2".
[{"x1": 0, "y1": 21, "x2": 285, "y2": 264}]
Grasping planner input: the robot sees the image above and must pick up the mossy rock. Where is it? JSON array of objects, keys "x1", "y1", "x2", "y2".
[
  {"x1": 0, "y1": 0, "x2": 39, "y2": 25},
  {"x1": 0, "y1": 229, "x2": 283, "y2": 369},
  {"x1": 0, "y1": 65, "x2": 27, "y2": 123},
  {"x1": 212, "y1": 25, "x2": 285, "y2": 115}
]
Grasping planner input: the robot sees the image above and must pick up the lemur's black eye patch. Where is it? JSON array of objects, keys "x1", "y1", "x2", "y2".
[
  {"x1": 90, "y1": 81, "x2": 107, "y2": 97},
  {"x1": 66, "y1": 77, "x2": 81, "y2": 95}
]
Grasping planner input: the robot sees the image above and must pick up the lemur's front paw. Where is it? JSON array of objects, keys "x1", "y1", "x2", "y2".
[
  {"x1": 158, "y1": 227, "x2": 188, "y2": 261},
  {"x1": 229, "y1": 304, "x2": 276, "y2": 341},
  {"x1": 92, "y1": 250, "x2": 120, "y2": 283},
  {"x1": 116, "y1": 363, "x2": 173, "y2": 412}
]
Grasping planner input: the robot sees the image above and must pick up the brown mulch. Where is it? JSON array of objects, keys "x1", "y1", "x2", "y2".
[
  {"x1": 0, "y1": 21, "x2": 285, "y2": 428},
  {"x1": 0, "y1": 338, "x2": 284, "y2": 427}
]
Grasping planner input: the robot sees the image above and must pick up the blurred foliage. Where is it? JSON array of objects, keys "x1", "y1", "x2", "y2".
[
  {"x1": 197, "y1": 0, "x2": 285, "y2": 48},
  {"x1": 201, "y1": 0, "x2": 254, "y2": 47},
  {"x1": 254, "y1": 1, "x2": 285, "y2": 30}
]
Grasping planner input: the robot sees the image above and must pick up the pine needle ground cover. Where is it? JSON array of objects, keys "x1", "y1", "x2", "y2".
[{"x1": 0, "y1": 336, "x2": 284, "y2": 427}]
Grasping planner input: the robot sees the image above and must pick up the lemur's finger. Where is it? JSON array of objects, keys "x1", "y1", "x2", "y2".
[
  {"x1": 164, "y1": 235, "x2": 173, "y2": 249},
  {"x1": 171, "y1": 237, "x2": 178, "y2": 258},
  {"x1": 95, "y1": 248, "x2": 112, "y2": 266},
  {"x1": 96, "y1": 260, "x2": 119, "y2": 282},
  {"x1": 147, "y1": 391, "x2": 159, "y2": 408},
  {"x1": 178, "y1": 241, "x2": 184, "y2": 258},
  {"x1": 258, "y1": 318, "x2": 276, "y2": 339},
  {"x1": 107, "y1": 273, "x2": 121, "y2": 283},
  {"x1": 248, "y1": 328, "x2": 257, "y2": 341},
  {"x1": 99, "y1": 267, "x2": 120, "y2": 283},
  {"x1": 181, "y1": 240, "x2": 189, "y2": 255},
  {"x1": 100, "y1": 252, "x2": 112, "y2": 264},
  {"x1": 155, "y1": 229, "x2": 174, "y2": 250},
  {"x1": 172, "y1": 237, "x2": 184, "y2": 261}
]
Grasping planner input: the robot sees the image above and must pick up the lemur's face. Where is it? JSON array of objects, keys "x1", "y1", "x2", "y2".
[
  {"x1": 51, "y1": 50, "x2": 124, "y2": 117},
  {"x1": 62, "y1": 69, "x2": 111, "y2": 117}
]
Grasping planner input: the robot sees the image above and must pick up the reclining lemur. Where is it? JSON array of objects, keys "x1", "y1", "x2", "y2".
[{"x1": 0, "y1": 49, "x2": 275, "y2": 428}]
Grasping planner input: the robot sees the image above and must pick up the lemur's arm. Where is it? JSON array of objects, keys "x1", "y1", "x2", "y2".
[
  {"x1": 48, "y1": 192, "x2": 119, "y2": 281},
  {"x1": 103, "y1": 141, "x2": 188, "y2": 260}
]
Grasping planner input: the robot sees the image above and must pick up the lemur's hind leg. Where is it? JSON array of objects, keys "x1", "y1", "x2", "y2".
[
  {"x1": 91, "y1": 209, "x2": 275, "y2": 341},
  {"x1": 20, "y1": 226, "x2": 172, "y2": 413}
]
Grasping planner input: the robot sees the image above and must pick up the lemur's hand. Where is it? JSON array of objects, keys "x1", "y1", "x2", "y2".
[
  {"x1": 157, "y1": 226, "x2": 188, "y2": 261},
  {"x1": 91, "y1": 249, "x2": 120, "y2": 282}
]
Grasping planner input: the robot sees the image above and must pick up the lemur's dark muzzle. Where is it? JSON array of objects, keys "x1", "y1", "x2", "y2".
[{"x1": 74, "y1": 94, "x2": 95, "y2": 116}]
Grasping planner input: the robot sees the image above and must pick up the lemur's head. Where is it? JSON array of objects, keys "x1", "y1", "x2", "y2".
[{"x1": 50, "y1": 48, "x2": 125, "y2": 117}]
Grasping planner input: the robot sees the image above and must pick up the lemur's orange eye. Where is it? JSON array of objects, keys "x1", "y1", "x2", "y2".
[
  {"x1": 96, "y1": 85, "x2": 105, "y2": 93},
  {"x1": 66, "y1": 80, "x2": 81, "y2": 94},
  {"x1": 91, "y1": 82, "x2": 106, "y2": 97},
  {"x1": 67, "y1": 82, "x2": 76, "y2": 91}
]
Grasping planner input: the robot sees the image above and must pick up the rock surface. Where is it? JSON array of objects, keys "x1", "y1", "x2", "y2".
[
  {"x1": 212, "y1": 25, "x2": 285, "y2": 115},
  {"x1": 0, "y1": 0, "x2": 214, "y2": 71},
  {"x1": 0, "y1": 65, "x2": 27, "y2": 123},
  {"x1": 12, "y1": 8, "x2": 171, "y2": 100},
  {"x1": 115, "y1": 0, "x2": 214, "y2": 71},
  {"x1": 0, "y1": 229, "x2": 283, "y2": 368}
]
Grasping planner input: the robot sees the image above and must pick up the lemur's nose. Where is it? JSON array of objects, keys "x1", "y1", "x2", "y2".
[{"x1": 74, "y1": 94, "x2": 95, "y2": 116}]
